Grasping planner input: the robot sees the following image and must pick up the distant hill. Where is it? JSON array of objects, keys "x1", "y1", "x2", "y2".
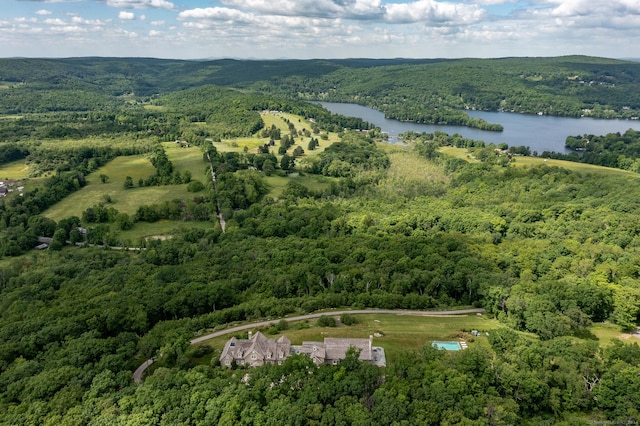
[{"x1": 1, "y1": 56, "x2": 639, "y2": 119}]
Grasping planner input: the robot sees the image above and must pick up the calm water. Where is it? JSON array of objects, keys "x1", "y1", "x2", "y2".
[{"x1": 319, "y1": 102, "x2": 640, "y2": 153}]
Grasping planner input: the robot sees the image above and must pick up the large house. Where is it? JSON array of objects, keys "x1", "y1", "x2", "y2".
[
  {"x1": 220, "y1": 331, "x2": 386, "y2": 367},
  {"x1": 219, "y1": 331, "x2": 291, "y2": 367}
]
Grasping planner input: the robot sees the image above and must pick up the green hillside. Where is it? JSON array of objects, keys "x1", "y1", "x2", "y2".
[{"x1": 1, "y1": 57, "x2": 640, "y2": 424}]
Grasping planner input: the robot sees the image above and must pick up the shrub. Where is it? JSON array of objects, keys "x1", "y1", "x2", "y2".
[
  {"x1": 340, "y1": 313, "x2": 358, "y2": 326},
  {"x1": 187, "y1": 180, "x2": 205, "y2": 192},
  {"x1": 317, "y1": 315, "x2": 336, "y2": 327}
]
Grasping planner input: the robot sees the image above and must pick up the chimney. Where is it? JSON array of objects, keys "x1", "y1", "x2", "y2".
[{"x1": 248, "y1": 331, "x2": 252, "y2": 340}]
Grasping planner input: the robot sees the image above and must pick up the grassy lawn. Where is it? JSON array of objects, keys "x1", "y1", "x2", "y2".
[
  {"x1": 194, "y1": 313, "x2": 503, "y2": 367},
  {"x1": 0, "y1": 159, "x2": 31, "y2": 179},
  {"x1": 439, "y1": 146, "x2": 637, "y2": 177},
  {"x1": 117, "y1": 220, "x2": 214, "y2": 242},
  {"x1": 512, "y1": 155, "x2": 637, "y2": 176},
  {"x1": 215, "y1": 138, "x2": 267, "y2": 153},
  {"x1": 589, "y1": 322, "x2": 638, "y2": 346},
  {"x1": 162, "y1": 142, "x2": 208, "y2": 178},
  {"x1": 264, "y1": 174, "x2": 335, "y2": 198},
  {"x1": 384, "y1": 144, "x2": 449, "y2": 185},
  {"x1": 43, "y1": 155, "x2": 197, "y2": 220},
  {"x1": 439, "y1": 146, "x2": 479, "y2": 162},
  {"x1": 35, "y1": 136, "x2": 156, "y2": 153}
]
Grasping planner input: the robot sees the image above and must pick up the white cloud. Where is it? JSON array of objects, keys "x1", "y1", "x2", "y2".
[
  {"x1": 44, "y1": 18, "x2": 67, "y2": 25},
  {"x1": 384, "y1": 0, "x2": 485, "y2": 24},
  {"x1": 35, "y1": 9, "x2": 53, "y2": 15},
  {"x1": 178, "y1": 7, "x2": 251, "y2": 22},
  {"x1": 221, "y1": 0, "x2": 384, "y2": 19},
  {"x1": 71, "y1": 16, "x2": 108, "y2": 25},
  {"x1": 119, "y1": 11, "x2": 135, "y2": 20},
  {"x1": 104, "y1": 0, "x2": 175, "y2": 10},
  {"x1": 150, "y1": 20, "x2": 165, "y2": 25}
]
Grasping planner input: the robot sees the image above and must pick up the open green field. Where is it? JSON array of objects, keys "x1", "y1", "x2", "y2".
[
  {"x1": 264, "y1": 174, "x2": 336, "y2": 198},
  {"x1": 214, "y1": 112, "x2": 338, "y2": 157},
  {"x1": 195, "y1": 313, "x2": 503, "y2": 366},
  {"x1": 35, "y1": 136, "x2": 156, "y2": 152},
  {"x1": 590, "y1": 322, "x2": 640, "y2": 346},
  {"x1": 440, "y1": 146, "x2": 637, "y2": 176},
  {"x1": 43, "y1": 155, "x2": 194, "y2": 220},
  {"x1": 117, "y1": 220, "x2": 214, "y2": 242},
  {"x1": 162, "y1": 142, "x2": 208, "y2": 178},
  {"x1": 512, "y1": 155, "x2": 636, "y2": 176},
  {"x1": 214, "y1": 137, "x2": 267, "y2": 153},
  {"x1": 0, "y1": 159, "x2": 31, "y2": 179},
  {"x1": 439, "y1": 146, "x2": 480, "y2": 162},
  {"x1": 383, "y1": 144, "x2": 450, "y2": 185}
]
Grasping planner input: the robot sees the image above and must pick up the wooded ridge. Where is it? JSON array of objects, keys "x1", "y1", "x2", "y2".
[{"x1": 1, "y1": 56, "x2": 640, "y2": 424}]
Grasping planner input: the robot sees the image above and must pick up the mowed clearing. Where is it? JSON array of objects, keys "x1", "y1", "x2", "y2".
[
  {"x1": 43, "y1": 142, "x2": 211, "y2": 221},
  {"x1": 194, "y1": 313, "x2": 503, "y2": 366},
  {"x1": 0, "y1": 159, "x2": 31, "y2": 179},
  {"x1": 440, "y1": 146, "x2": 637, "y2": 176}
]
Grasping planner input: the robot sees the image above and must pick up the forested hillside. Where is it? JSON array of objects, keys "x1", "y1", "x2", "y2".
[
  {"x1": 1, "y1": 57, "x2": 640, "y2": 424},
  {"x1": 2, "y1": 56, "x2": 640, "y2": 123}
]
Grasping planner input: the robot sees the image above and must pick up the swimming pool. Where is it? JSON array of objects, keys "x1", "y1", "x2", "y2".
[{"x1": 431, "y1": 341, "x2": 462, "y2": 351}]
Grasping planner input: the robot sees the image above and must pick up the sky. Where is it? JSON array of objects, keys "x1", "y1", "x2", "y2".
[{"x1": 1, "y1": 0, "x2": 639, "y2": 60}]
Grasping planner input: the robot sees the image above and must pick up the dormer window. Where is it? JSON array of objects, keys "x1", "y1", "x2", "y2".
[{"x1": 251, "y1": 353, "x2": 256, "y2": 360}]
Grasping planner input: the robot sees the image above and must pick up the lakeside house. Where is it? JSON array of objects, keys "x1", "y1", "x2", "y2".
[{"x1": 219, "y1": 331, "x2": 386, "y2": 367}]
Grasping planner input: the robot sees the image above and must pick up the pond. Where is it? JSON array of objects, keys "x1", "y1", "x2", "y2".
[{"x1": 318, "y1": 102, "x2": 640, "y2": 154}]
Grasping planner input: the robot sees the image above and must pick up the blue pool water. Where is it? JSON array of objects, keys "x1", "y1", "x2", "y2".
[{"x1": 432, "y1": 341, "x2": 462, "y2": 351}]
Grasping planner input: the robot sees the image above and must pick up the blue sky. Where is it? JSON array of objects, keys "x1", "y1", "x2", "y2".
[{"x1": 1, "y1": 0, "x2": 639, "y2": 59}]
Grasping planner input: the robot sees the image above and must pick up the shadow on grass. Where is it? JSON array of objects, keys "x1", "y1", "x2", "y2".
[{"x1": 573, "y1": 329, "x2": 599, "y2": 341}]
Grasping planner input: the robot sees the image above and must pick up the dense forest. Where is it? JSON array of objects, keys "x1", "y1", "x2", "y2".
[
  {"x1": 1, "y1": 57, "x2": 640, "y2": 424},
  {"x1": 2, "y1": 56, "x2": 640, "y2": 125}
]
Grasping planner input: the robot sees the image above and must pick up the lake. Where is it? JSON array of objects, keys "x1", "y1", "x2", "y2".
[{"x1": 318, "y1": 102, "x2": 640, "y2": 153}]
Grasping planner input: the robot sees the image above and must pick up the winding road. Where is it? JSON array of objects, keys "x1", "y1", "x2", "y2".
[{"x1": 133, "y1": 307, "x2": 485, "y2": 383}]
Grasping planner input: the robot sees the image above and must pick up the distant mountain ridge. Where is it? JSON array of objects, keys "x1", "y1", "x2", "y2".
[{"x1": 1, "y1": 55, "x2": 639, "y2": 120}]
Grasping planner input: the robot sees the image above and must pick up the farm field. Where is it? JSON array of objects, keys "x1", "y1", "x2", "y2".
[{"x1": 42, "y1": 155, "x2": 194, "y2": 220}]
